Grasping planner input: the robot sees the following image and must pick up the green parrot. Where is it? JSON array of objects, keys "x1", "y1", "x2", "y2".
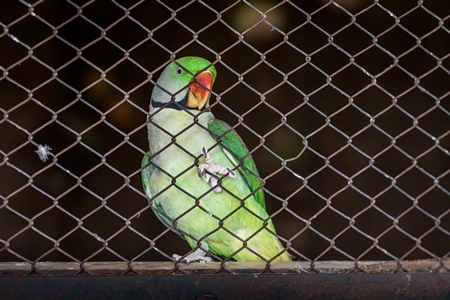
[{"x1": 141, "y1": 56, "x2": 292, "y2": 263}]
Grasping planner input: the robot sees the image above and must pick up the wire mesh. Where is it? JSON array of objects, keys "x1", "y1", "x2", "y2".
[{"x1": 0, "y1": 0, "x2": 449, "y2": 274}]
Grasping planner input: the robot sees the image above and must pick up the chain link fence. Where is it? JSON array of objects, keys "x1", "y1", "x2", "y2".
[{"x1": 1, "y1": 0, "x2": 449, "y2": 275}]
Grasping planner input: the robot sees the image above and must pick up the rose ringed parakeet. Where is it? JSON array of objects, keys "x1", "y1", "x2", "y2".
[{"x1": 141, "y1": 56, "x2": 292, "y2": 263}]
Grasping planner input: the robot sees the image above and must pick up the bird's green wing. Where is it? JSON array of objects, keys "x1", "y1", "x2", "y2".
[
  {"x1": 141, "y1": 152, "x2": 185, "y2": 240},
  {"x1": 208, "y1": 119, "x2": 266, "y2": 210},
  {"x1": 141, "y1": 152, "x2": 155, "y2": 199}
]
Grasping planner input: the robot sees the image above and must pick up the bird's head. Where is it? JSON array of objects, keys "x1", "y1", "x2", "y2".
[{"x1": 151, "y1": 56, "x2": 217, "y2": 111}]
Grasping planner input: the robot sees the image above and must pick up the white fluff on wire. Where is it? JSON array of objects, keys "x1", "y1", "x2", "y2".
[{"x1": 35, "y1": 144, "x2": 53, "y2": 162}]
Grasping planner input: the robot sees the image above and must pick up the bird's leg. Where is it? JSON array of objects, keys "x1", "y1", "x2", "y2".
[
  {"x1": 197, "y1": 146, "x2": 236, "y2": 193},
  {"x1": 172, "y1": 248, "x2": 213, "y2": 264}
]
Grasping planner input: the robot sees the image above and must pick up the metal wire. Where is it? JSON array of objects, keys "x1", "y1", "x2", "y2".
[{"x1": 0, "y1": 0, "x2": 449, "y2": 275}]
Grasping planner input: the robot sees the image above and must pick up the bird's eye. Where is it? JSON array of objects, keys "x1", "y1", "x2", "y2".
[{"x1": 176, "y1": 68, "x2": 183, "y2": 76}]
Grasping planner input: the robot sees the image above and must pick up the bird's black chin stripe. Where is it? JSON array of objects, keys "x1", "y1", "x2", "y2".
[
  {"x1": 151, "y1": 95, "x2": 188, "y2": 110},
  {"x1": 151, "y1": 96, "x2": 210, "y2": 112}
]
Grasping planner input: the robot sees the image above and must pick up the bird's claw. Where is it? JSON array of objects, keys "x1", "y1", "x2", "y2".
[
  {"x1": 197, "y1": 146, "x2": 236, "y2": 193},
  {"x1": 172, "y1": 249, "x2": 213, "y2": 264}
]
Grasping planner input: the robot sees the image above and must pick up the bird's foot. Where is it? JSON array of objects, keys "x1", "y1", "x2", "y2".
[
  {"x1": 197, "y1": 146, "x2": 236, "y2": 193},
  {"x1": 172, "y1": 248, "x2": 213, "y2": 264}
]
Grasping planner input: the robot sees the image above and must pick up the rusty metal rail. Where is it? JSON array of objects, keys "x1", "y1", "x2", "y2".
[
  {"x1": 1, "y1": 259, "x2": 449, "y2": 275},
  {"x1": 1, "y1": 260, "x2": 449, "y2": 299}
]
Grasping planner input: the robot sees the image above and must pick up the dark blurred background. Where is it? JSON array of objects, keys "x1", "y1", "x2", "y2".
[{"x1": 0, "y1": 0, "x2": 449, "y2": 263}]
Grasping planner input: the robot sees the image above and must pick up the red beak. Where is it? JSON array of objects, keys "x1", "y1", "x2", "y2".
[{"x1": 187, "y1": 71, "x2": 214, "y2": 110}]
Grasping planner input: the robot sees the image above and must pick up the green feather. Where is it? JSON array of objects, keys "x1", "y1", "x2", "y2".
[
  {"x1": 141, "y1": 153, "x2": 154, "y2": 197},
  {"x1": 208, "y1": 119, "x2": 266, "y2": 210},
  {"x1": 142, "y1": 153, "x2": 186, "y2": 239}
]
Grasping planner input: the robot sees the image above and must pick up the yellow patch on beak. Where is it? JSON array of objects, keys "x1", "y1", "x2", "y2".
[{"x1": 187, "y1": 71, "x2": 213, "y2": 110}]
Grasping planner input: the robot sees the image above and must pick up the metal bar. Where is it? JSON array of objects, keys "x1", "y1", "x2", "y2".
[{"x1": 1, "y1": 273, "x2": 449, "y2": 299}]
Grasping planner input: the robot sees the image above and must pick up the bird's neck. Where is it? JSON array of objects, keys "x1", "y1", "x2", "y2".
[{"x1": 148, "y1": 108, "x2": 214, "y2": 161}]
